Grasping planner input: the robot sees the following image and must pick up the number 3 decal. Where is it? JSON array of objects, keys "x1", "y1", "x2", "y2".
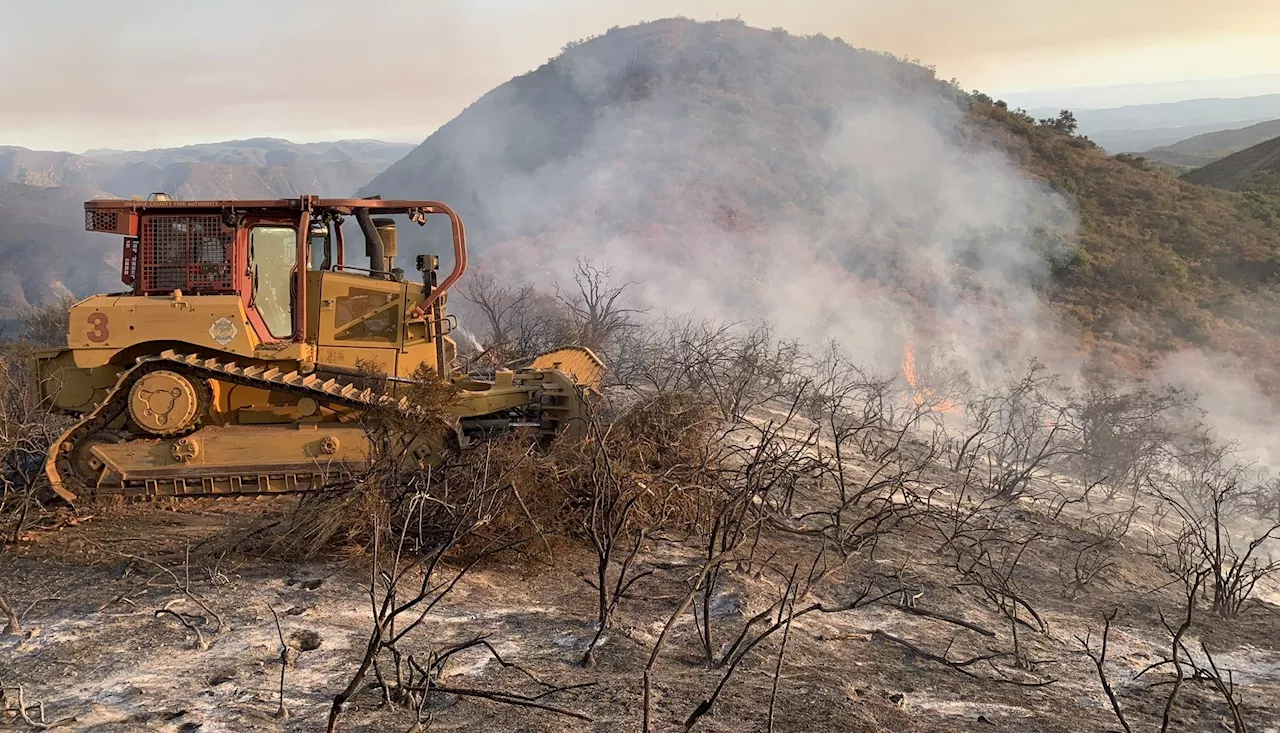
[{"x1": 87, "y1": 312, "x2": 110, "y2": 343}]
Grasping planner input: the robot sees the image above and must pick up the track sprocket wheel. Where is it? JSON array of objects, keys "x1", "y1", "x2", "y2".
[{"x1": 127, "y1": 369, "x2": 209, "y2": 437}]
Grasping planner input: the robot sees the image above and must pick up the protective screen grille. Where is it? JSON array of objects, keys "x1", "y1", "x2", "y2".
[
  {"x1": 139, "y1": 215, "x2": 234, "y2": 294},
  {"x1": 85, "y1": 210, "x2": 119, "y2": 232}
]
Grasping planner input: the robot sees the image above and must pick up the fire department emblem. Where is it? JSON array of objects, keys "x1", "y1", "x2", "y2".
[{"x1": 209, "y1": 317, "x2": 238, "y2": 346}]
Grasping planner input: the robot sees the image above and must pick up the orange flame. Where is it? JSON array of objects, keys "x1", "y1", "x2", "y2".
[
  {"x1": 903, "y1": 338, "x2": 957, "y2": 414},
  {"x1": 903, "y1": 339, "x2": 920, "y2": 391}
]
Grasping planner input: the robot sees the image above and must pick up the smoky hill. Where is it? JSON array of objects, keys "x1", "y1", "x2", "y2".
[{"x1": 361, "y1": 18, "x2": 1280, "y2": 385}]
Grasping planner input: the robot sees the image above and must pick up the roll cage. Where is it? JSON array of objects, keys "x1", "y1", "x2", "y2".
[{"x1": 84, "y1": 196, "x2": 468, "y2": 344}]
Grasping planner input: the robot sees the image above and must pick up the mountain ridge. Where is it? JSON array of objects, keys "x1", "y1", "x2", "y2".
[
  {"x1": 6, "y1": 18, "x2": 1280, "y2": 392},
  {"x1": 1182, "y1": 135, "x2": 1280, "y2": 191},
  {"x1": 0, "y1": 138, "x2": 415, "y2": 199},
  {"x1": 1142, "y1": 119, "x2": 1280, "y2": 169}
]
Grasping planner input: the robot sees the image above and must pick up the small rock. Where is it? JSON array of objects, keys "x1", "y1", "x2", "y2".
[
  {"x1": 289, "y1": 629, "x2": 322, "y2": 652},
  {"x1": 209, "y1": 668, "x2": 238, "y2": 686}
]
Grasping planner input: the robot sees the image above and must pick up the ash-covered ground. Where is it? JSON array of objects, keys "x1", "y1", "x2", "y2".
[{"x1": 4, "y1": 422, "x2": 1279, "y2": 733}]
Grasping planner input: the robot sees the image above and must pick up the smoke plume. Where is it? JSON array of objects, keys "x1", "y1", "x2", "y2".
[
  {"x1": 378, "y1": 23, "x2": 1080, "y2": 385},
  {"x1": 365, "y1": 19, "x2": 1280, "y2": 470}
]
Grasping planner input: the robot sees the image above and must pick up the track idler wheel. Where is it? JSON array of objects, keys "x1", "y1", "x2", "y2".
[
  {"x1": 68, "y1": 430, "x2": 127, "y2": 490},
  {"x1": 128, "y1": 370, "x2": 207, "y2": 436}
]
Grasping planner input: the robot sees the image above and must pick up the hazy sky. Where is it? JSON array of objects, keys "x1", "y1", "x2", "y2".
[{"x1": 3, "y1": 0, "x2": 1278, "y2": 152}]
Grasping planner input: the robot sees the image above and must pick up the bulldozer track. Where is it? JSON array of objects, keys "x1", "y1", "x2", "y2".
[{"x1": 48, "y1": 349, "x2": 568, "y2": 503}]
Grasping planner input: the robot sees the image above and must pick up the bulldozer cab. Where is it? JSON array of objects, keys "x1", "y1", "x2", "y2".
[{"x1": 82, "y1": 196, "x2": 467, "y2": 378}]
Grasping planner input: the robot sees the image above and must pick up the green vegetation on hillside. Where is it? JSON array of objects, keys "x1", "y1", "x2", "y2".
[
  {"x1": 968, "y1": 102, "x2": 1280, "y2": 367},
  {"x1": 1182, "y1": 136, "x2": 1280, "y2": 192}
]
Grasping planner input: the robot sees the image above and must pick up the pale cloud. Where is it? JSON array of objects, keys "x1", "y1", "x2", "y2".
[{"x1": 2, "y1": 0, "x2": 1276, "y2": 151}]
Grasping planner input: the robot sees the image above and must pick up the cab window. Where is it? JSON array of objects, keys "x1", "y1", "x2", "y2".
[{"x1": 250, "y1": 226, "x2": 297, "y2": 338}]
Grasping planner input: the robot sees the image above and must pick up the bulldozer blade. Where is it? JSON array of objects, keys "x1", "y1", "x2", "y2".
[{"x1": 529, "y1": 347, "x2": 607, "y2": 392}]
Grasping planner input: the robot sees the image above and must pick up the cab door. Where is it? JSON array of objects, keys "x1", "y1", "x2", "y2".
[
  {"x1": 247, "y1": 224, "x2": 299, "y2": 341},
  {"x1": 314, "y1": 270, "x2": 406, "y2": 375}
]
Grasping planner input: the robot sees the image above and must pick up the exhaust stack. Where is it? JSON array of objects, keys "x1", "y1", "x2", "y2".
[
  {"x1": 355, "y1": 207, "x2": 385, "y2": 278},
  {"x1": 373, "y1": 217, "x2": 397, "y2": 273}
]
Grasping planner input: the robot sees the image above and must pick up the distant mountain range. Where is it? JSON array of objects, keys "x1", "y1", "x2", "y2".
[
  {"x1": 1025, "y1": 94, "x2": 1280, "y2": 153},
  {"x1": 0, "y1": 138, "x2": 415, "y2": 200},
  {"x1": 999, "y1": 74, "x2": 1280, "y2": 110},
  {"x1": 0, "y1": 137, "x2": 414, "y2": 315}
]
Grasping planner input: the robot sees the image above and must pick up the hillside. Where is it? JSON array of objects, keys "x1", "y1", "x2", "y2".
[
  {"x1": 1182, "y1": 135, "x2": 1280, "y2": 191},
  {"x1": 1143, "y1": 118, "x2": 1280, "y2": 169},
  {"x1": 361, "y1": 18, "x2": 1280, "y2": 384}
]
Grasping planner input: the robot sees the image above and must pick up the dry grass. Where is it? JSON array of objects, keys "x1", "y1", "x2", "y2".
[
  {"x1": 263, "y1": 481, "x2": 396, "y2": 560},
  {"x1": 243, "y1": 387, "x2": 721, "y2": 564},
  {"x1": 520, "y1": 389, "x2": 721, "y2": 539},
  {"x1": 0, "y1": 343, "x2": 73, "y2": 542}
]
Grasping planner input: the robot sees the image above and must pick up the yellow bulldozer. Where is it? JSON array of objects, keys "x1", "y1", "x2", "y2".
[{"x1": 29, "y1": 194, "x2": 605, "y2": 504}]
